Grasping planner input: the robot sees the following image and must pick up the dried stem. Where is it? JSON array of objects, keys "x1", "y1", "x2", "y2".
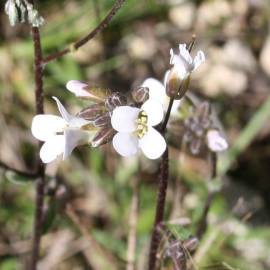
[
  {"x1": 43, "y1": 0, "x2": 126, "y2": 63},
  {"x1": 0, "y1": 160, "x2": 39, "y2": 179},
  {"x1": 66, "y1": 205, "x2": 119, "y2": 270},
  {"x1": 126, "y1": 177, "x2": 140, "y2": 270},
  {"x1": 30, "y1": 23, "x2": 46, "y2": 270},
  {"x1": 196, "y1": 152, "x2": 217, "y2": 239}
]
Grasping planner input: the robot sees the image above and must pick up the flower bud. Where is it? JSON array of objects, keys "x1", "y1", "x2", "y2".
[
  {"x1": 77, "y1": 103, "x2": 105, "y2": 120},
  {"x1": 93, "y1": 112, "x2": 111, "y2": 127},
  {"x1": 165, "y1": 68, "x2": 191, "y2": 99},
  {"x1": 66, "y1": 80, "x2": 111, "y2": 102},
  {"x1": 5, "y1": 0, "x2": 20, "y2": 26},
  {"x1": 131, "y1": 86, "x2": 149, "y2": 104},
  {"x1": 105, "y1": 92, "x2": 127, "y2": 111},
  {"x1": 92, "y1": 127, "x2": 116, "y2": 147},
  {"x1": 5, "y1": 0, "x2": 44, "y2": 27}
]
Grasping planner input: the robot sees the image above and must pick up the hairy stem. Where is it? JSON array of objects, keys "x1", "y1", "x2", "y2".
[
  {"x1": 196, "y1": 152, "x2": 217, "y2": 239},
  {"x1": 30, "y1": 25, "x2": 46, "y2": 270},
  {"x1": 43, "y1": 0, "x2": 126, "y2": 63}
]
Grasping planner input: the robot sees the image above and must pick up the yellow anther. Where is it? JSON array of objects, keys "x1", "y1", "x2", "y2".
[{"x1": 136, "y1": 110, "x2": 148, "y2": 138}]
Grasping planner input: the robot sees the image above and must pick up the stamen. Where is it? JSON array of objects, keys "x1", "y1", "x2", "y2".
[{"x1": 136, "y1": 110, "x2": 148, "y2": 138}]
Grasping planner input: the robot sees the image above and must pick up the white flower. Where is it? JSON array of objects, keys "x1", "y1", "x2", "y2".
[
  {"x1": 31, "y1": 97, "x2": 95, "y2": 163},
  {"x1": 111, "y1": 99, "x2": 166, "y2": 159},
  {"x1": 141, "y1": 78, "x2": 181, "y2": 114},
  {"x1": 206, "y1": 130, "x2": 228, "y2": 152},
  {"x1": 170, "y1": 43, "x2": 205, "y2": 79}
]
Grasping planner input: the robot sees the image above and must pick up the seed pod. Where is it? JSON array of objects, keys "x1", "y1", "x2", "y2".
[
  {"x1": 105, "y1": 92, "x2": 127, "y2": 111},
  {"x1": 93, "y1": 112, "x2": 111, "y2": 127},
  {"x1": 92, "y1": 127, "x2": 116, "y2": 147},
  {"x1": 131, "y1": 86, "x2": 149, "y2": 104},
  {"x1": 77, "y1": 103, "x2": 105, "y2": 121}
]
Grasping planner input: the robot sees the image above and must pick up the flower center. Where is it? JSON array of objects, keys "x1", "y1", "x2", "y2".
[{"x1": 136, "y1": 110, "x2": 148, "y2": 139}]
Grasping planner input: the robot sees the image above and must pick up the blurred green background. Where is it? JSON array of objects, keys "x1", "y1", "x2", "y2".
[{"x1": 1, "y1": 0, "x2": 270, "y2": 269}]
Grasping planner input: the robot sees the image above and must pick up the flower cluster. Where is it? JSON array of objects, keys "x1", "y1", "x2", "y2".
[
  {"x1": 5, "y1": 0, "x2": 44, "y2": 27},
  {"x1": 31, "y1": 43, "x2": 227, "y2": 163}
]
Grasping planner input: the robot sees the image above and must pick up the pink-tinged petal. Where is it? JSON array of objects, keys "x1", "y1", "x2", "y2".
[
  {"x1": 207, "y1": 130, "x2": 228, "y2": 152},
  {"x1": 52, "y1": 96, "x2": 73, "y2": 123},
  {"x1": 40, "y1": 135, "x2": 65, "y2": 163},
  {"x1": 141, "y1": 99, "x2": 164, "y2": 126},
  {"x1": 141, "y1": 78, "x2": 166, "y2": 104},
  {"x1": 63, "y1": 129, "x2": 94, "y2": 159},
  {"x1": 111, "y1": 106, "x2": 140, "y2": 133},
  {"x1": 139, "y1": 127, "x2": 166, "y2": 159},
  {"x1": 112, "y1": 132, "x2": 139, "y2": 157},
  {"x1": 31, "y1": 114, "x2": 66, "y2": 141},
  {"x1": 66, "y1": 80, "x2": 92, "y2": 98},
  {"x1": 193, "y1": 50, "x2": 205, "y2": 71}
]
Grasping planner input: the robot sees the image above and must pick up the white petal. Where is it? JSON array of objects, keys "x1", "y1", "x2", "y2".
[
  {"x1": 207, "y1": 130, "x2": 228, "y2": 152},
  {"x1": 172, "y1": 59, "x2": 189, "y2": 80},
  {"x1": 31, "y1": 114, "x2": 66, "y2": 141},
  {"x1": 139, "y1": 127, "x2": 166, "y2": 159},
  {"x1": 112, "y1": 132, "x2": 139, "y2": 157},
  {"x1": 141, "y1": 99, "x2": 164, "y2": 126},
  {"x1": 66, "y1": 80, "x2": 92, "y2": 98},
  {"x1": 193, "y1": 50, "x2": 205, "y2": 71},
  {"x1": 40, "y1": 135, "x2": 65, "y2": 163},
  {"x1": 141, "y1": 78, "x2": 166, "y2": 104},
  {"x1": 63, "y1": 129, "x2": 93, "y2": 159},
  {"x1": 111, "y1": 106, "x2": 140, "y2": 132},
  {"x1": 179, "y1": 43, "x2": 192, "y2": 64},
  {"x1": 52, "y1": 96, "x2": 73, "y2": 123},
  {"x1": 68, "y1": 117, "x2": 91, "y2": 128},
  {"x1": 52, "y1": 96, "x2": 90, "y2": 128}
]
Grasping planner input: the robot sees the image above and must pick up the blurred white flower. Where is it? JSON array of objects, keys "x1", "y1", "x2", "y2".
[
  {"x1": 111, "y1": 99, "x2": 166, "y2": 159},
  {"x1": 170, "y1": 43, "x2": 205, "y2": 79},
  {"x1": 141, "y1": 78, "x2": 181, "y2": 113},
  {"x1": 31, "y1": 97, "x2": 95, "y2": 163},
  {"x1": 206, "y1": 129, "x2": 228, "y2": 152}
]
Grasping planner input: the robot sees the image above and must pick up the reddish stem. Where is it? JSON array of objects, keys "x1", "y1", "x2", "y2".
[{"x1": 43, "y1": 0, "x2": 126, "y2": 63}]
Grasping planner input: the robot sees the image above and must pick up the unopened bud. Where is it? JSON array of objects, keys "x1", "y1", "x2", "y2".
[
  {"x1": 165, "y1": 69, "x2": 191, "y2": 100},
  {"x1": 105, "y1": 92, "x2": 127, "y2": 111},
  {"x1": 92, "y1": 127, "x2": 116, "y2": 147},
  {"x1": 131, "y1": 86, "x2": 149, "y2": 104},
  {"x1": 93, "y1": 112, "x2": 111, "y2": 127},
  {"x1": 182, "y1": 237, "x2": 199, "y2": 252},
  {"x1": 77, "y1": 103, "x2": 105, "y2": 120}
]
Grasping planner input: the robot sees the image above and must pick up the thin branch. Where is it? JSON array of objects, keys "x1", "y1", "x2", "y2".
[
  {"x1": 43, "y1": 0, "x2": 127, "y2": 64},
  {"x1": 30, "y1": 23, "x2": 46, "y2": 270},
  {"x1": 0, "y1": 160, "x2": 39, "y2": 179},
  {"x1": 196, "y1": 152, "x2": 217, "y2": 239}
]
